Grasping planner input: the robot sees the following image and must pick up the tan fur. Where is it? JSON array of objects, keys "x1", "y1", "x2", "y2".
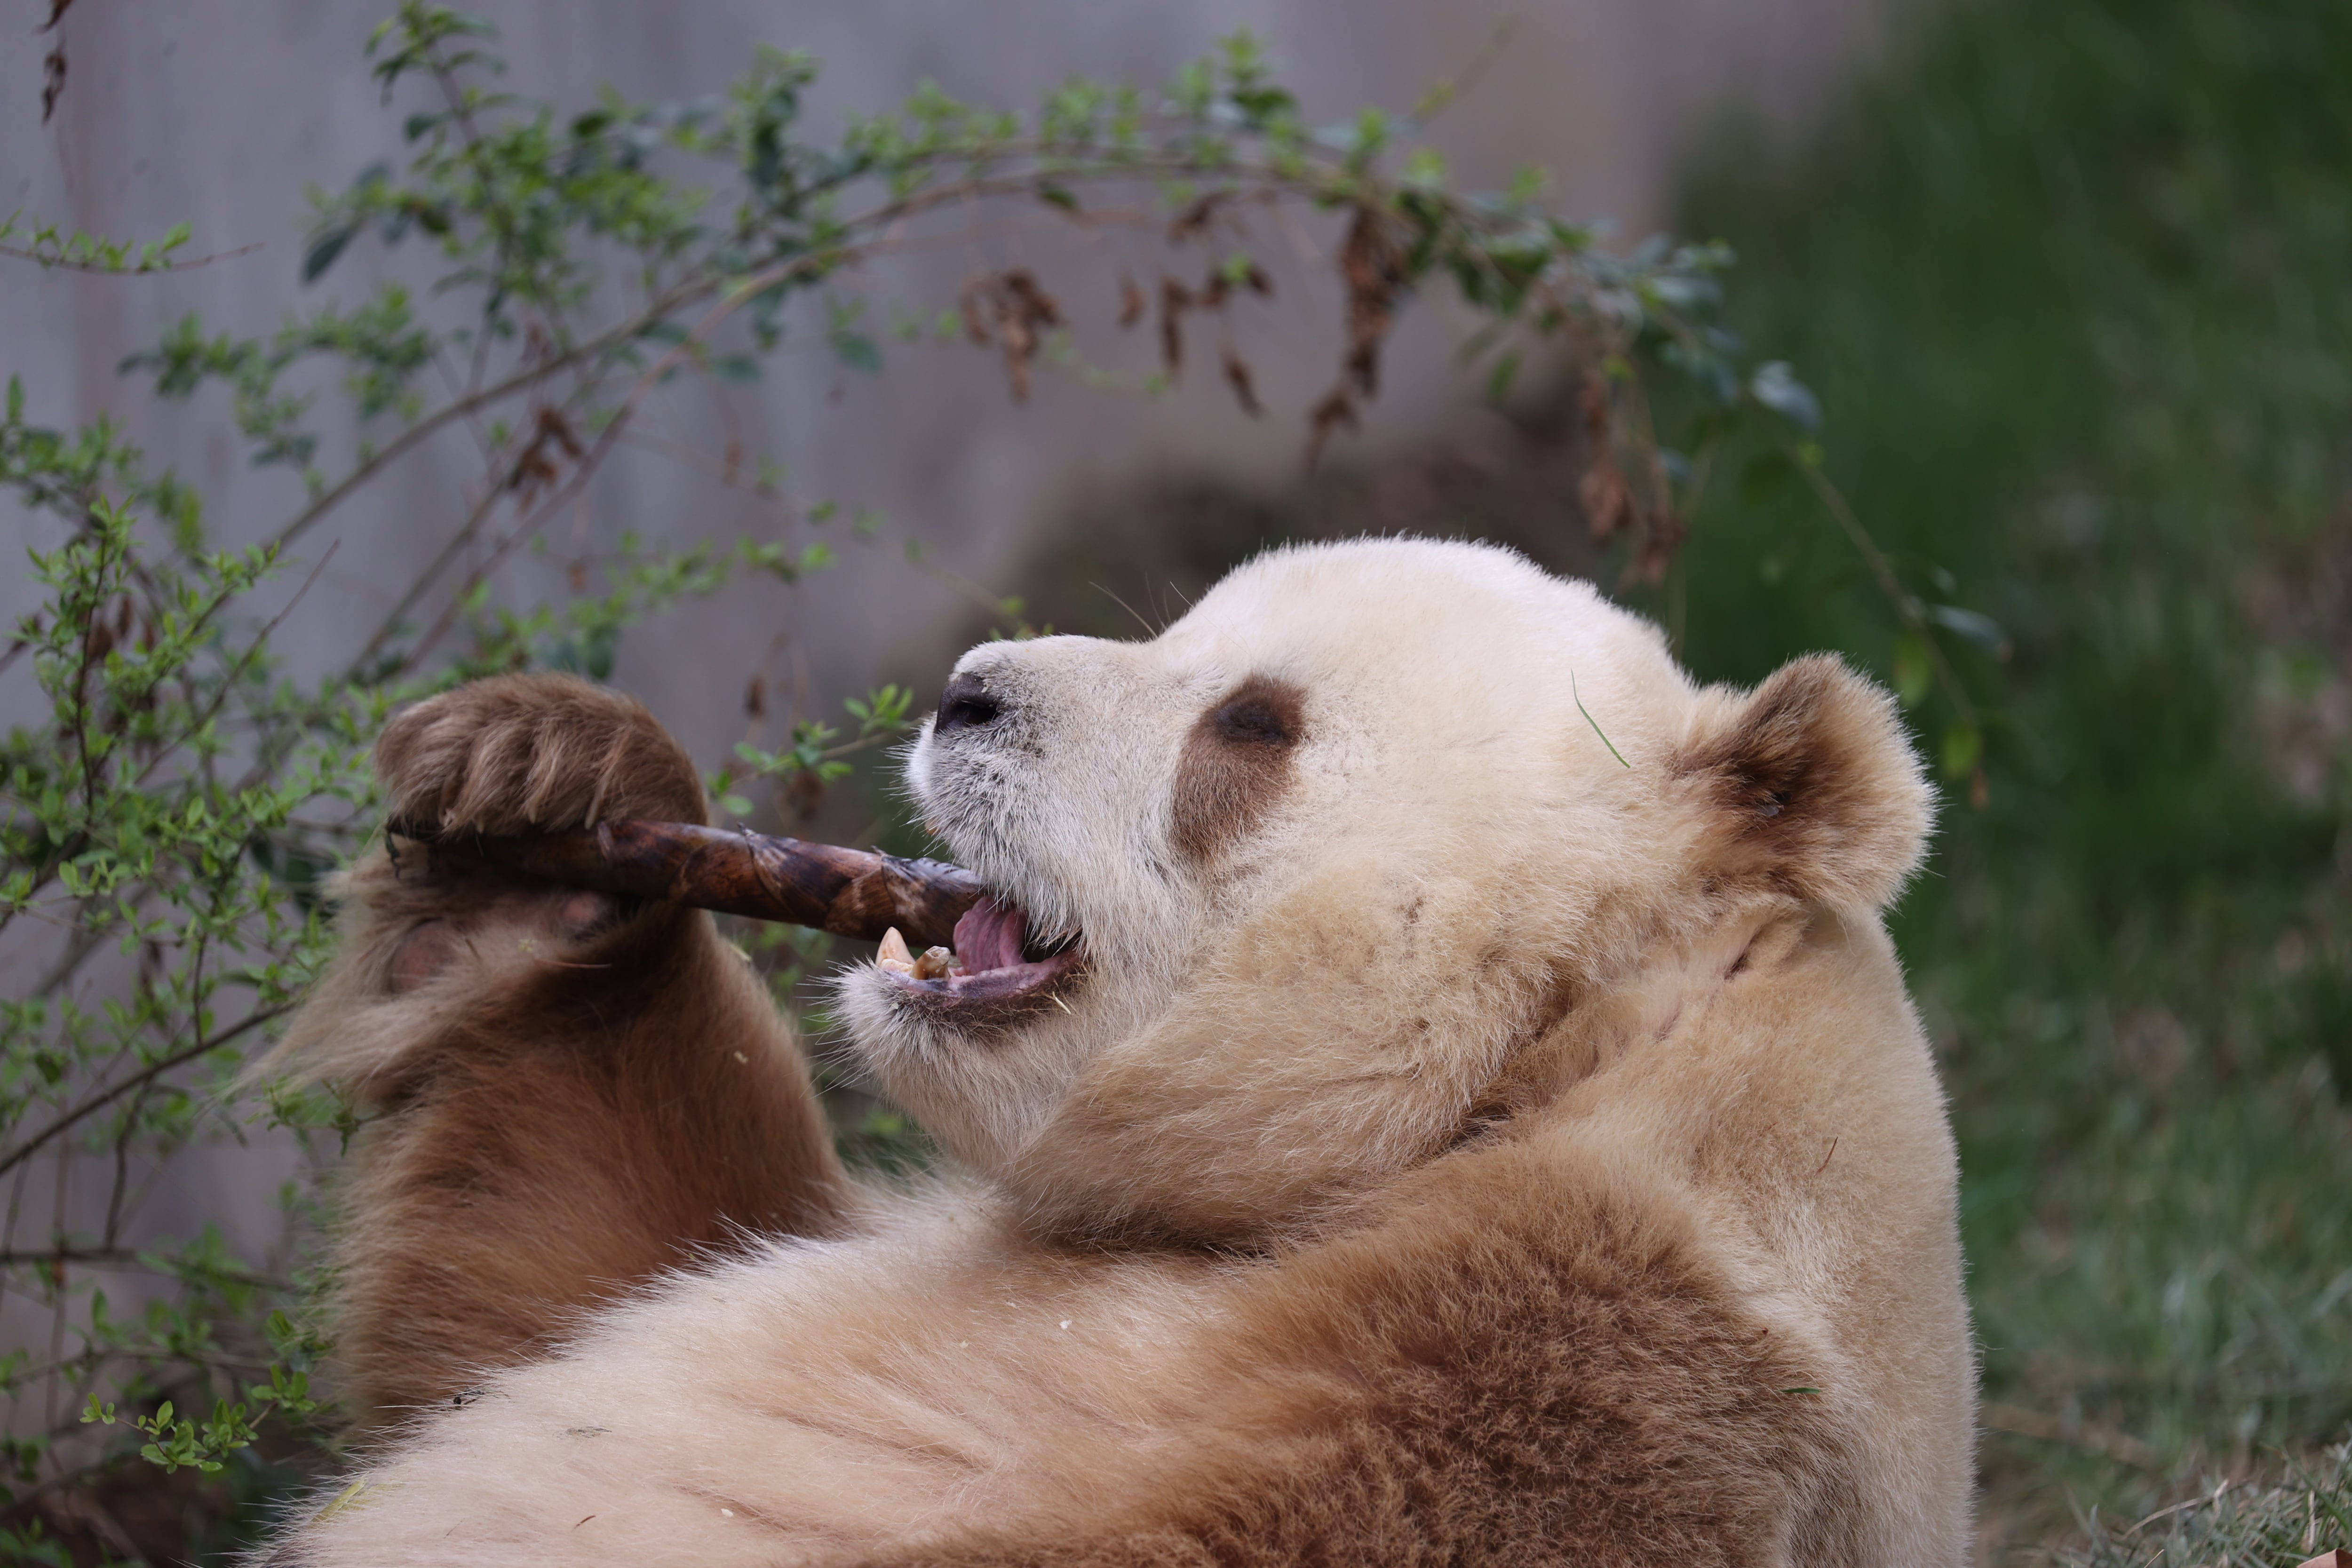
[{"x1": 261, "y1": 542, "x2": 1973, "y2": 1566}]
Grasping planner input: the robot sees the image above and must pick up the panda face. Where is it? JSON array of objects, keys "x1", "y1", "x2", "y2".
[
  {"x1": 827, "y1": 541, "x2": 1696, "y2": 1225},
  {"x1": 833, "y1": 537, "x2": 1927, "y2": 1243}
]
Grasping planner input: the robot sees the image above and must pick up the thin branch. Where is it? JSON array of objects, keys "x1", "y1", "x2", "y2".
[
  {"x1": 340, "y1": 472, "x2": 511, "y2": 681},
  {"x1": 266, "y1": 299, "x2": 686, "y2": 557},
  {"x1": 102, "y1": 1077, "x2": 149, "y2": 1248},
  {"x1": 0, "y1": 1003, "x2": 296, "y2": 1183},
  {"x1": 372, "y1": 244, "x2": 862, "y2": 679},
  {"x1": 262, "y1": 156, "x2": 1334, "y2": 567},
  {"x1": 1794, "y1": 453, "x2": 1981, "y2": 728},
  {"x1": 0, "y1": 240, "x2": 264, "y2": 275},
  {"x1": 0, "y1": 1249, "x2": 293, "y2": 1292},
  {"x1": 29, "y1": 920, "x2": 113, "y2": 1000}
]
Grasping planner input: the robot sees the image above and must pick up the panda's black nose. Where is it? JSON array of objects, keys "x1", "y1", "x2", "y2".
[{"x1": 935, "y1": 672, "x2": 1002, "y2": 734}]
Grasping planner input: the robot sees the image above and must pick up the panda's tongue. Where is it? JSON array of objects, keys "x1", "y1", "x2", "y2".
[
  {"x1": 951, "y1": 897, "x2": 1027, "y2": 973},
  {"x1": 874, "y1": 895, "x2": 1082, "y2": 1005}
]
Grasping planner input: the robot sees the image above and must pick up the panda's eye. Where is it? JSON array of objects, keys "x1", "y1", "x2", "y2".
[
  {"x1": 1213, "y1": 696, "x2": 1295, "y2": 747},
  {"x1": 1171, "y1": 675, "x2": 1308, "y2": 862}
]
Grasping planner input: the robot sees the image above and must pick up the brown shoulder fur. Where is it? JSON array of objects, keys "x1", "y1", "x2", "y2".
[{"x1": 870, "y1": 1145, "x2": 1867, "y2": 1568}]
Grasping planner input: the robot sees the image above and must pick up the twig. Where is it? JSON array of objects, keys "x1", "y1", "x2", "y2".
[
  {"x1": 1407, "y1": 20, "x2": 1518, "y2": 127},
  {"x1": 340, "y1": 471, "x2": 512, "y2": 681},
  {"x1": 264, "y1": 156, "x2": 1336, "y2": 567},
  {"x1": 0, "y1": 1249, "x2": 294, "y2": 1292},
  {"x1": 1793, "y1": 452, "x2": 1979, "y2": 729},
  {"x1": 0, "y1": 239, "x2": 264, "y2": 275},
  {"x1": 0, "y1": 1004, "x2": 296, "y2": 1182}
]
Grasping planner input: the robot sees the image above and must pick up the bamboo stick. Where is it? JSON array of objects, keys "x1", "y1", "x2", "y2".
[{"x1": 439, "y1": 820, "x2": 986, "y2": 949}]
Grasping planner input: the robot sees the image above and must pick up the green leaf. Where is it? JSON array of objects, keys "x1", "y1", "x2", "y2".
[
  {"x1": 1939, "y1": 721, "x2": 1982, "y2": 781},
  {"x1": 829, "y1": 332, "x2": 881, "y2": 374},
  {"x1": 1892, "y1": 632, "x2": 1932, "y2": 709},
  {"x1": 300, "y1": 225, "x2": 356, "y2": 284}
]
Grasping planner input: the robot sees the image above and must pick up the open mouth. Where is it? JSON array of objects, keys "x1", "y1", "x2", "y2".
[{"x1": 876, "y1": 896, "x2": 1083, "y2": 1011}]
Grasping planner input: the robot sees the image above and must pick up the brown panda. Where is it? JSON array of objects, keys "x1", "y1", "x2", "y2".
[{"x1": 261, "y1": 538, "x2": 1973, "y2": 1567}]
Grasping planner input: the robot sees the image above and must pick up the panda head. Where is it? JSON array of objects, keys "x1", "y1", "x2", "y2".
[{"x1": 834, "y1": 538, "x2": 1931, "y2": 1242}]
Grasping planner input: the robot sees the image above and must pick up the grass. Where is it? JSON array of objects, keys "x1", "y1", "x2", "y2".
[{"x1": 2051, "y1": 1441, "x2": 2352, "y2": 1567}]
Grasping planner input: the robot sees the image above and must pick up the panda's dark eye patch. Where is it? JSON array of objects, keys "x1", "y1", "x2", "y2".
[
  {"x1": 1214, "y1": 693, "x2": 1296, "y2": 747},
  {"x1": 1172, "y1": 674, "x2": 1306, "y2": 864}
]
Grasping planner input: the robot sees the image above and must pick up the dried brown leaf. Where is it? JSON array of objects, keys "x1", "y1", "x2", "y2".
[
  {"x1": 1628, "y1": 506, "x2": 1688, "y2": 585},
  {"x1": 1168, "y1": 192, "x2": 1229, "y2": 244},
  {"x1": 1220, "y1": 346, "x2": 1263, "y2": 418},
  {"x1": 958, "y1": 282, "x2": 993, "y2": 347},
  {"x1": 40, "y1": 45, "x2": 66, "y2": 123},
  {"x1": 539, "y1": 406, "x2": 582, "y2": 459},
  {"x1": 1159, "y1": 278, "x2": 1193, "y2": 379},
  {"x1": 1338, "y1": 206, "x2": 1408, "y2": 399},
  {"x1": 780, "y1": 768, "x2": 826, "y2": 824},
  {"x1": 962, "y1": 269, "x2": 1065, "y2": 402},
  {"x1": 507, "y1": 406, "x2": 583, "y2": 506},
  {"x1": 996, "y1": 268, "x2": 1062, "y2": 329},
  {"x1": 1304, "y1": 388, "x2": 1359, "y2": 470},
  {"x1": 1578, "y1": 374, "x2": 1614, "y2": 441},
  {"x1": 1578, "y1": 458, "x2": 1634, "y2": 543}
]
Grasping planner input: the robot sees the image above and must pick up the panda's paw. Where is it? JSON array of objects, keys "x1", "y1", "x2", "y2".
[
  {"x1": 381, "y1": 887, "x2": 631, "y2": 994},
  {"x1": 375, "y1": 672, "x2": 707, "y2": 842}
]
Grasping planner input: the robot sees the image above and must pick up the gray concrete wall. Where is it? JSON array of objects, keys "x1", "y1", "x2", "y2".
[
  {"x1": 4, "y1": 0, "x2": 1892, "y2": 744},
  {"x1": 0, "y1": 0, "x2": 1891, "y2": 1367}
]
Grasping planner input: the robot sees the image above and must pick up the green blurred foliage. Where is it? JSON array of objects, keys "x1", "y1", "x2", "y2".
[{"x1": 1676, "y1": 0, "x2": 2352, "y2": 1537}]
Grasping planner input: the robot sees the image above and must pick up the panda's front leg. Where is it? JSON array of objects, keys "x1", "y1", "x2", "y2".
[{"x1": 273, "y1": 673, "x2": 853, "y2": 1426}]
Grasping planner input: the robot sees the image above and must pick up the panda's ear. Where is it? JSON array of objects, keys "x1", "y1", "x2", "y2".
[{"x1": 1672, "y1": 654, "x2": 1934, "y2": 910}]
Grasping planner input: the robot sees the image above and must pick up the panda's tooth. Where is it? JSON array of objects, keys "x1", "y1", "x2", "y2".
[
  {"x1": 877, "y1": 928, "x2": 915, "y2": 973},
  {"x1": 913, "y1": 945, "x2": 955, "y2": 981}
]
